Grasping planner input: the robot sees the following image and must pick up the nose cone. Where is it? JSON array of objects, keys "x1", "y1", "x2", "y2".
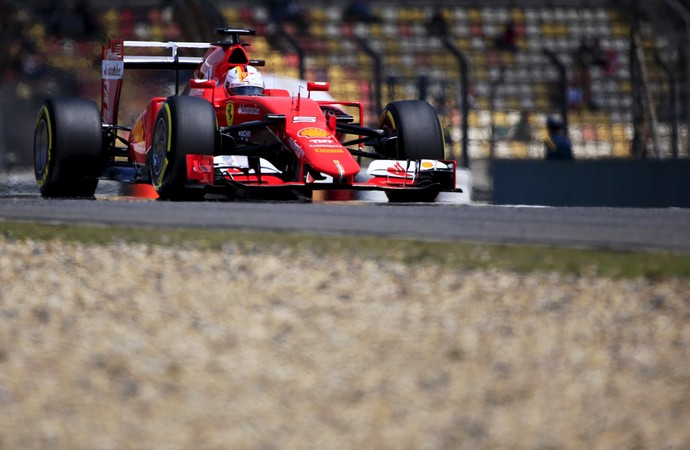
[{"x1": 293, "y1": 126, "x2": 360, "y2": 180}]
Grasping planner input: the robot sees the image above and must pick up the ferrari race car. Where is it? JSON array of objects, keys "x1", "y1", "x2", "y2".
[{"x1": 33, "y1": 27, "x2": 459, "y2": 202}]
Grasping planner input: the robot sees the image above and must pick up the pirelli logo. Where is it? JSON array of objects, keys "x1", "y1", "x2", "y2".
[{"x1": 314, "y1": 148, "x2": 343, "y2": 153}]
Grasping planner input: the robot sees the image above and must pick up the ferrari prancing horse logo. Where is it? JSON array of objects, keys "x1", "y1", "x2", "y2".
[{"x1": 225, "y1": 103, "x2": 234, "y2": 125}]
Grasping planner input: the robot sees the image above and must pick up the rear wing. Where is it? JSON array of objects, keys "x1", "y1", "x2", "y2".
[
  {"x1": 120, "y1": 40, "x2": 210, "y2": 69},
  {"x1": 101, "y1": 39, "x2": 210, "y2": 124}
]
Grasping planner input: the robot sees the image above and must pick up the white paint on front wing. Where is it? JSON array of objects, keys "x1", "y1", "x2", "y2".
[
  {"x1": 366, "y1": 159, "x2": 452, "y2": 178},
  {"x1": 214, "y1": 155, "x2": 282, "y2": 174}
]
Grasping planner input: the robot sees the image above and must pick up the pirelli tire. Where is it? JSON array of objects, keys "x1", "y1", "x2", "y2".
[
  {"x1": 150, "y1": 95, "x2": 217, "y2": 201},
  {"x1": 33, "y1": 97, "x2": 104, "y2": 198},
  {"x1": 376, "y1": 100, "x2": 446, "y2": 202}
]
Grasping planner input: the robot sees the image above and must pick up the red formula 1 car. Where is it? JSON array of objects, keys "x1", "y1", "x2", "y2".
[{"x1": 33, "y1": 28, "x2": 458, "y2": 202}]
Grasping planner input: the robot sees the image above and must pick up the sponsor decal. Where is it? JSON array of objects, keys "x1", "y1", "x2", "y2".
[
  {"x1": 102, "y1": 82, "x2": 111, "y2": 108},
  {"x1": 313, "y1": 148, "x2": 343, "y2": 153},
  {"x1": 306, "y1": 142, "x2": 341, "y2": 148},
  {"x1": 309, "y1": 138, "x2": 336, "y2": 144},
  {"x1": 106, "y1": 49, "x2": 115, "y2": 59},
  {"x1": 303, "y1": 137, "x2": 342, "y2": 150},
  {"x1": 419, "y1": 160, "x2": 449, "y2": 170},
  {"x1": 293, "y1": 116, "x2": 317, "y2": 123},
  {"x1": 298, "y1": 127, "x2": 330, "y2": 138},
  {"x1": 106, "y1": 45, "x2": 123, "y2": 60},
  {"x1": 102, "y1": 60, "x2": 124, "y2": 79},
  {"x1": 225, "y1": 103, "x2": 234, "y2": 125},
  {"x1": 238, "y1": 104, "x2": 261, "y2": 115},
  {"x1": 288, "y1": 138, "x2": 305, "y2": 158}
]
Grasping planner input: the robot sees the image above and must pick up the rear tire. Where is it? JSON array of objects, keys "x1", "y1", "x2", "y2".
[
  {"x1": 376, "y1": 100, "x2": 445, "y2": 202},
  {"x1": 150, "y1": 96, "x2": 217, "y2": 200},
  {"x1": 34, "y1": 97, "x2": 103, "y2": 197}
]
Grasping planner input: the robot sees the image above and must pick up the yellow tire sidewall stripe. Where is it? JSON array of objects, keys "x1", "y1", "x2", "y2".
[
  {"x1": 153, "y1": 103, "x2": 172, "y2": 190},
  {"x1": 36, "y1": 106, "x2": 52, "y2": 187}
]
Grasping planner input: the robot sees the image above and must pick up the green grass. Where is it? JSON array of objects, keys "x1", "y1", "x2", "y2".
[{"x1": 1, "y1": 220, "x2": 689, "y2": 280}]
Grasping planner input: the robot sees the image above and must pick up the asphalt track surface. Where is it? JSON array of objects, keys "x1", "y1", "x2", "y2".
[{"x1": 1, "y1": 192, "x2": 689, "y2": 253}]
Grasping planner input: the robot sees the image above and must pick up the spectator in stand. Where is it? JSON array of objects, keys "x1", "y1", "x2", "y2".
[
  {"x1": 494, "y1": 21, "x2": 518, "y2": 54},
  {"x1": 580, "y1": 36, "x2": 619, "y2": 76},
  {"x1": 574, "y1": 36, "x2": 608, "y2": 70},
  {"x1": 512, "y1": 111, "x2": 533, "y2": 143},
  {"x1": 343, "y1": 0, "x2": 381, "y2": 23},
  {"x1": 266, "y1": 0, "x2": 310, "y2": 32},
  {"x1": 74, "y1": 0, "x2": 98, "y2": 39},
  {"x1": 0, "y1": 3, "x2": 21, "y2": 83},
  {"x1": 36, "y1": 0, "x2": 98, "y2": 40},
  {"x1": 544, "y1": 117, "x2": 574, "y2": 161},
  {"x1": 572, "y1": 36, "x2": 616, "y2": 110},
  {"x1": 426, "y1": 8, "x2": 449, "y2": 38}
]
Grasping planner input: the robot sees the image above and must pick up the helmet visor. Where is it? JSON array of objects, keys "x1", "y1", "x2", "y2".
[{"x1": 231, "y1": 86, "x2": 264, "y2": 96}]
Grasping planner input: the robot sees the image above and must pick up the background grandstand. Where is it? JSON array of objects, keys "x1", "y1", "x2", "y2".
[{"x1": 1, "y1": 1, "x2": 688, "y2": 182}]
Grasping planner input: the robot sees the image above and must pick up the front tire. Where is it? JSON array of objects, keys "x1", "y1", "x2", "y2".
[
  {"x1": 376, "y1": 99, "x2": 445, "y2": 161},
  {"x1": 150, "y1": 96, "x2": 217, "y2": 200},
  {"x1": 34, "y1": 97, "x2": 103, "y2": 197},
  {"x1": 376, "y1": 100, "x2": 446, "y2": 202}
]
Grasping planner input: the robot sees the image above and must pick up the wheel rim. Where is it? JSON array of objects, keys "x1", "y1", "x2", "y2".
[
  {"x1": 151, "y1": 117, "x2": 168, "y2": 179},
  {"x1": 378, "y1": 109, "x2": 401, "y2": 159},
  {"x1": 34, "y1": 119, "x2": 49, "y2": 176},
  {"x1": 379, "y1": 111, "x2": 398, "y2": 136}
]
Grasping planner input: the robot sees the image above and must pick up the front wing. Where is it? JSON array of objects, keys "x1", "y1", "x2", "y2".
[{"x1": 186, "y1": 154, "x2": 460, "y2": 199}]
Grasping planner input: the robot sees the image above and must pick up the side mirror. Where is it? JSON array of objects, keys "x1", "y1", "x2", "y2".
[
  {"x1": 307, "y1": 81, "x2": 330, "y2": 92},
  {"x1": 190, "y1": 79, "x2": 216, "y2": 89}
]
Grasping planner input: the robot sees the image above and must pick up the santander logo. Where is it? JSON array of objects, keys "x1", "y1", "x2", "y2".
[
  {"x1": 102, "y1": 60, "x2": 124, "y2": 79},
  {"x1": 238, "y1": 105, "x2": 260, "y2": 115}
]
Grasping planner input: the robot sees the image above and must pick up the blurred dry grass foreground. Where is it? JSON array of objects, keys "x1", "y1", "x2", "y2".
[{"x1": 0, "y1": 234, "x2": 689, "y2": 449}]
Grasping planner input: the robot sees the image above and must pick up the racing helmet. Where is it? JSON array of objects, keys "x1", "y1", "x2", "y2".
[{"x1": 225, "y1": 65, "x2": 264, "y2": 96}]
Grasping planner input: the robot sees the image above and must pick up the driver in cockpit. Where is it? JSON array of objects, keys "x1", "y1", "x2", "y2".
[{"x1": 224, "y1": 65, "x2": 264, "y2": 96}]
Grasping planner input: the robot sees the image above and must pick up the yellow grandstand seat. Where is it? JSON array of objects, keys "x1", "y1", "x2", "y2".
[
  {"x1": 612, "y1": 141, "x2": 629, "y2": 157},
  {"x1": 222, "y1": 7, "x2": 239, "y2": 24},
  {"x1": 510, "y1": 141, "x2": 530, "y2": 158},
  {"x1": 596, "y1": 124, "x2": 612, "y2": 141},
  {"x1": 310, "y1": 7, "x2": 326, "y2": 22},
  {"x1": 467, "y1": 111, "x2": 480, "y2": 128},
  {"x1": 511, "y1": 8, "x2": 524, "y2": 23}
]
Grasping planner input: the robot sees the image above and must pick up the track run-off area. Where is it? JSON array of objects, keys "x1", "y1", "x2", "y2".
[{"x1": 0, "y1": 193, "x2": 689, "y2": 253}]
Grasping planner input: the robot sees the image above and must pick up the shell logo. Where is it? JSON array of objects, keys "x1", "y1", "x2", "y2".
[{"x1": 298, "y1": 127, "x2": 330, "y2": 138}]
